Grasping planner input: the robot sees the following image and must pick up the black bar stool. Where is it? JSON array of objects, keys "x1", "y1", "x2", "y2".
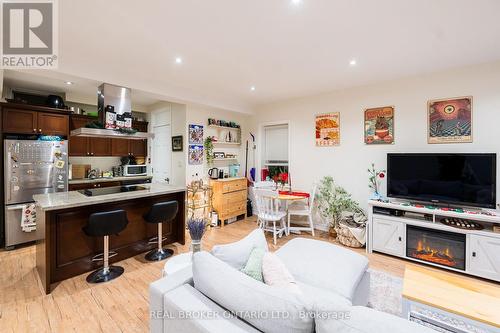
[
  {"x1": 82, "y1": 209, "x2": 129, "y2": 283},
  {"x1": 143, "y1": 201, "x2": 178, "y2": 261}
]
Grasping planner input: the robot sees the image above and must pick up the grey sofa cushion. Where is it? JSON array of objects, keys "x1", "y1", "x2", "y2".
[
  {"x1": 163, "y1": 284, "x2": 260, "y2": 333},
  {"x1": 276, "y1": 238, "x2": 368, "y2": 302},
  {"x1": 315, "y1": 305, "x2": 436, "y2": 333},
  {"x1": 211, "y1": 228, "x2": 268, "y2": 269},
  {"x1": 193, "y1": 251, "x2": 314, "y2": 333}
]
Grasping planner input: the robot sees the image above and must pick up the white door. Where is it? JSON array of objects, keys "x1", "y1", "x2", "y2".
[
  {"x1": 152, "y1": 124, "x2": 172, "y2": 183},
  {"x1": 468, "y1": 234, "x2": 500, "y2": 281},
  {"x1": 372, "y1": 217, "x2": 405, "y2": 257}
]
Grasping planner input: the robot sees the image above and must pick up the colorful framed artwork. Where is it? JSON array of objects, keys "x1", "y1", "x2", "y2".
[
  {"x1": 428, "y1": 96, "x2": 472, "y2": 144},
  {"x1": 188, "y1": 145, "x2": 203, "y2": 165},
  {"x1": 188, "y1": 124, "x2": 203, "y2": 144},
  {"x1": 364, "y1": 106, "x2": 394, "y2": 144},
  {"x1": 172, "y1": 135, "x2": 183, "y2": 151},
  {"x1": 315, "y1": 112, "x2": 340, "y2": 146}
]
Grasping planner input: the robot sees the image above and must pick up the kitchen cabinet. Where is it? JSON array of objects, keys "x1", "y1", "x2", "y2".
[
  {"x1": 111, "y1": 138, "x2": 130, "y2": 156},
  {"x1": 468, "y1": 234, "x2": 500, "y2": 281},
  {"x1": 111, "y1": 138, "x2": 147, "y2": 157},
  {"x1": 69, "y1": 115, "x2": 111, "y2": 156},
  {"x1": 70, "y1": 115, "x2": 148, "y2": 157},
  {"x1": 372, "y1": 217, "x2": 405, "y2": 257},
  {"x1": 2, "y1": 108, "x2": 69, "y2": 136}
]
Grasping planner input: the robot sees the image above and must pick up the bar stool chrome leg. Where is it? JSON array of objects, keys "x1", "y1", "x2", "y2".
[
  {"x1": 86, "y1": 235, "x2": 124, "y2": 283},
  {"x1": 145, "y1": 223, "x2": 173, "y2": 261}
]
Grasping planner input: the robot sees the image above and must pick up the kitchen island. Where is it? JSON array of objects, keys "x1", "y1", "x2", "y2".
[{"x1": 33, "y1": 183, "x2": 186, "y2": 294}]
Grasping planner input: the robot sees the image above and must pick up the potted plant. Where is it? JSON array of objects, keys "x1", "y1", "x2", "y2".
[
  {"x1": 316, "y1": 176, "x2": 363, "y2": 237},
  {"x1": 187, "y1": 218, "x2": 207, "y2": 254},
  {"x1": 204, "y1": 137, "x2": 214, "y2": 165}
]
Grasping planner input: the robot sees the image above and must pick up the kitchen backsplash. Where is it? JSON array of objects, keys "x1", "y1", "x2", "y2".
[{"x1": 69, "y1": 157, "x2": 121, "y2": 175}]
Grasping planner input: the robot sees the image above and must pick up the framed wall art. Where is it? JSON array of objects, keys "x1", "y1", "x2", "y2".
[
  {"x1": 188, "y1": 145, "x2": 203, "y2": 165},
  {"x1": 188, "y1": 124, "x2": 204, "y2": 144},
  {"x1": 428, "y1": 96, "x2": 472, "y2": 144},
  {"x1": 172, "y1": 135, "x2": 183, "y2": 151},
  {"x1": 315, "y1": 112, "x2": 340, "y2": 146},
  {"x1": 364, "y1": 106, "x2": 394, "y2": 144}
]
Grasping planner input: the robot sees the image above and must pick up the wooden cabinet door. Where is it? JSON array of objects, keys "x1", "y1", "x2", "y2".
[
  {"x1": 89, "y1": 138, "x2": 111, "y2": 156},
  {"x1": 69, "y1": 116, "x2": 92, "y2": 156},
  {"x1": 130, "y1": 139, "x2": 147, "y2": 157},
  {"x1": 99, "y1": 181, "x2": 121, "y2": 188},
  {"x1": 2, "y1": 109, "x2": 37, "y2": 134},
  {"x1": 37, "y1": 112, "x2": 69, "y2": 136},
  {"x1": 111, "y1": 138, "x2": 130, "y2": 156},
  {"x1": 68, "y1": 183, "x2": 93, "y2": 191},
  {"x1": 372, "y1": 217, "x2": 405, "y2": 257}
]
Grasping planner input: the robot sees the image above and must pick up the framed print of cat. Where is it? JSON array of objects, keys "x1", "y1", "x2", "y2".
[{"x1": 364, "y1": 106, "x2": 394, "y2": 144}]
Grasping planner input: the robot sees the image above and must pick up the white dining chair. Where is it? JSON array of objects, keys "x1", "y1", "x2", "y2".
[
  {"x1": 254, "y1": 188, "x2": 287, "y2": 245},
  {"x1": 287, "y1": 184, "x2": 317, "y2": 236}
]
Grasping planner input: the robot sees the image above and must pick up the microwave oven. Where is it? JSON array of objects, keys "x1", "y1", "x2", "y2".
[{"x1": 123, "y1": 164, "x2": 148, "y2": 176}]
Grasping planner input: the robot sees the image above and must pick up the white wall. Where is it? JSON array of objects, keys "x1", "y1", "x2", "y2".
[
  {"x1": 253, "y1": 61, "x2": 500, "y2": 226},
  {"x1": 186, "y1": 103, "x2": 252, "y2": 184}
]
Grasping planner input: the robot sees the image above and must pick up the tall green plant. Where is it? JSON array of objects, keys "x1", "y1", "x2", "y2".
[{"x1": 316, "y1": 176, "x2": 362, "y2": 229}]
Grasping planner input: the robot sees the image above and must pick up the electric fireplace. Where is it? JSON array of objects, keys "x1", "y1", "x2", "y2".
[{"x1": 406, "y1": 226, "x2": 466, "y2": 270}]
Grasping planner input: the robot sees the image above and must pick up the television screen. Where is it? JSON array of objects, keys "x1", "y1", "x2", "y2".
[{"x1": 387, "y1": 153, "x2": 496, "y2": 208}]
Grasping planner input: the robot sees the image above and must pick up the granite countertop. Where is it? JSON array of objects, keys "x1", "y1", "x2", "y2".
[
  {"x1": 69, "y1": 175, "x2": 152, "y2": 184},
  {"x1": 33, "y1": 183, "x2": 185, "y2": 211}
]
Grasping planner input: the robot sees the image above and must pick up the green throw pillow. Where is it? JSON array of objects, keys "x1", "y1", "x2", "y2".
[{"x1": 241, "y1": 247, "x2": 265, "y2": 282}]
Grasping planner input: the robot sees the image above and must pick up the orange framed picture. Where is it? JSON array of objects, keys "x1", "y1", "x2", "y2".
[{"x1": 315, "y1": 112, "x2": 340, "y2": 146}]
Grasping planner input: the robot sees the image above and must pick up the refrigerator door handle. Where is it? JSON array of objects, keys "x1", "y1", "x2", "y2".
[{"x1": 6, "y1": 204, "x2": 29, "y2": 211}]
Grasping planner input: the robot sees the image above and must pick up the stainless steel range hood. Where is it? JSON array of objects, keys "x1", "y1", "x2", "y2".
[
  {"x1": 70, "y1": 83, "x2": 154, "y2": 140},
  {"x1": 70, "y1": 128, "x2": 154, "y2": 140}
]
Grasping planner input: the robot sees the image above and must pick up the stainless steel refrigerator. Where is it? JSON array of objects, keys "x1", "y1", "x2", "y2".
[{"x1": 4, "y1": 139, "x2": 68, "y2": 248}]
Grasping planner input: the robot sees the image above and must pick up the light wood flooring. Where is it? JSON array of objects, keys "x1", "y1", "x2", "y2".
[{"x1": 0, "y1": 217, "x2": 496, "y2": 332}]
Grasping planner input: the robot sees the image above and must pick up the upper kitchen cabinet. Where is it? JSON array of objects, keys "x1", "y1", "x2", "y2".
[
  {"x1": 2, "y1": 108, "x2": 38, "y2": 134},
  {"x1": 129, "y1": 139, "x2": 147, "y2": 157},
  {"x1": 1, "y1": 104, "x2": 69, "y2": 136},
  {"x1": 37, "y1": 112, "x2": 69, "y2": 136}
]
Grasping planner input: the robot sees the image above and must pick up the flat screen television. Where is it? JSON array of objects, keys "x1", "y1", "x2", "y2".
[{"x1": 387, "y1": 153, "x2": 496, "y2": 209}]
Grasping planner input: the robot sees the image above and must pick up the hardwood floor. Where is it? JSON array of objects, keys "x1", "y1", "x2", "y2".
[{"x1": 0, "y1": 217, "x2": 496, "y2": 332}]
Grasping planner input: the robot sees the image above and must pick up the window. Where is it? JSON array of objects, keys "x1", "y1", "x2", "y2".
[{"x1": 262, "y1": 123, "x2": 289, "y2": 182}]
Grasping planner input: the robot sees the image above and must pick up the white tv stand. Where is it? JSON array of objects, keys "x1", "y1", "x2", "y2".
[{"x1": 367, "y1": 200, "x2": 500, "y2": 282}]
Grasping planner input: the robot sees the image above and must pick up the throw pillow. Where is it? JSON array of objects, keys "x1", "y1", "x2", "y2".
[
  {"x1": 211, "y1": 229, "x2": 268, "y2": 269},
  {"x1": 262, "y1": 252, "x2": 301, "y2": 294},
  {"x1": 241, "y1": 247, "x2": 265, "y2": 281}
]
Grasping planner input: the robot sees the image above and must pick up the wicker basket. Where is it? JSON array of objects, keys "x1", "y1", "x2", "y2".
[{"x1": 335, "y1": 224, "x2": 364, "y2": 248}]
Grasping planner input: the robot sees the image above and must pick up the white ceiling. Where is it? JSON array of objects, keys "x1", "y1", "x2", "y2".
[{"x1": 30, "y1": 1, "x2": 500, "y2": 112}]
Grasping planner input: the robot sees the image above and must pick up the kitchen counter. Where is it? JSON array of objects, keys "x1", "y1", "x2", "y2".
[
  {"x1": 209, "y1": 176, "x2": 246, "y2": 182},
  {"x1": 34, "y1": 183, "x2": 184, "y2": 211},
  {"x1": 68, "y1": 175, "x2": 152, "y2": 184},
  {"x1": 35, "y1": 184, "x2": 186, "y2": 294}
]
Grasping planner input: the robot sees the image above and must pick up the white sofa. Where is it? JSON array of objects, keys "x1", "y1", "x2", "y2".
[{"x1": 150, "y1": 230, "x2": 433, "y2": 333}]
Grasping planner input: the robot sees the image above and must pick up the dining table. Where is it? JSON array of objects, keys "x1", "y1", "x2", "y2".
[{"x1": 277, "y1": 191, "x2": 310, "y2": 234}]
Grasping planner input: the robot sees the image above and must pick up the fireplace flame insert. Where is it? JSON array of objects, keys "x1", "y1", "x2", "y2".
[{"x1": 406, "y1": 225, "x2": 466, "y2": 271}]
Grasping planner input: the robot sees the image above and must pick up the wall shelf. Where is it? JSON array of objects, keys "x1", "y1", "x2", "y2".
[
  {"x1": 208, "y1": 124, "x2": 241, "y2": 131},
  {"x1": 213, "y1": 141, "x2": 241, "y2": 145},
  {"x1": 213, "y1": 158, "x2": 238, "y2": 162}
]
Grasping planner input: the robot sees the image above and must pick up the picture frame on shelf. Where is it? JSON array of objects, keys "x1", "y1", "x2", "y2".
[
  {"x1": 213, "y1": 152, "x2": 225, "y2": 159},
  {"x1": 428, "y1": 96, "x2": 472, "y2": 144},
  {"x1": 172, "y1": 135, "x2": 183, "y2": 151}
]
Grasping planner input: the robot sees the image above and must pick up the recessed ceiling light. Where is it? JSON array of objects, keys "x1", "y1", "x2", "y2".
[
  {"x1": 250, "y1": 86, "x2": 256, "y2": 91},
  {"x1": 349, "y1": 59, "x2": 357, "y2": 66},
  {"x1": 65, "y1": 81, "x2": 74, "y2": 85},
  {"x1": 291, "y1": 0, "x2": 302, "y2": 5},
  {"x1": 175, "y1": 57, "x2": 183, "y2": 64}
]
